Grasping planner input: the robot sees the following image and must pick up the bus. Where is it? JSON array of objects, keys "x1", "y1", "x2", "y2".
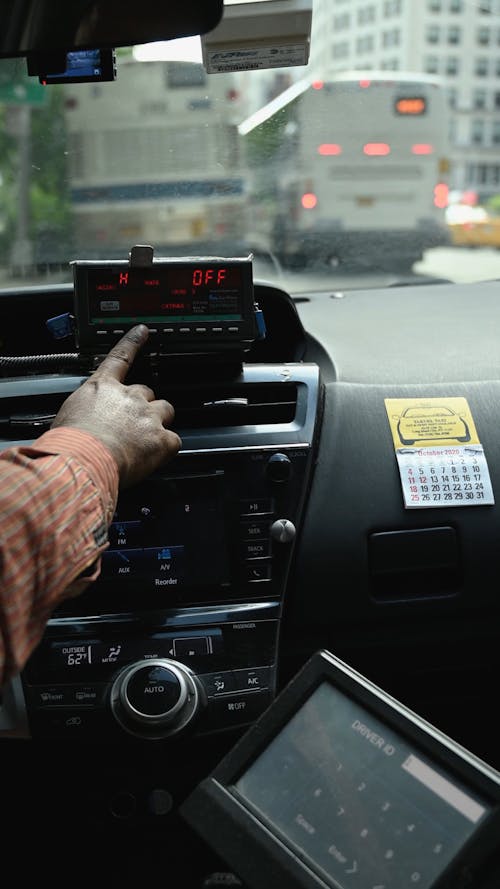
[
  {"x1": 61, "y1": 59, "x2": 251, "y2": 262},
  {"x1": 242, "y1": 70, "x2": 451, "y2": 269}
]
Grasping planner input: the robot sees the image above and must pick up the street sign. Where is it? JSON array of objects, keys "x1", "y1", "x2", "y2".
[{"x1": 0, "y1": 59, "x2": 46, "y2": 106}]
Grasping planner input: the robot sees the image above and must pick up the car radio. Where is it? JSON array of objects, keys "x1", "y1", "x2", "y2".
[{"x1": 16, "y1": 356, "x2": 321, "y2": 742}]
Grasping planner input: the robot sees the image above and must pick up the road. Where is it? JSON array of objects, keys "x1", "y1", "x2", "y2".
[
  {"x1": 1, "y1": 246, "x2": 500, "y2": 292},
  {"x1": 252, "y1": 246, "x2": 500, "y2": 293}
]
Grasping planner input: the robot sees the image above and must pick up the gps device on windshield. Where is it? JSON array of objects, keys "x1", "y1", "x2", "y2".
[
  {"x1": 181, "y1": 650, "x2": 500, "y2": 889},
  {"x1": 72, "y1": 246, "x2": 263, "y2": 358}
]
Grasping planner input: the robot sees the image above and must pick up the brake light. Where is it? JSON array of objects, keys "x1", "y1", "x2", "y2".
[
  {"x1": 318, "y1": 143, "x2": 342, "y2": 155},
  {"x1": 312, "y1": 80, "x2": 324, "y2": 90},
  {"x1": 301, "y1": 193, "x2": 318, "y2": 209},
  {"x1": 359, "y1": 80, "x2": 371, "y2": 88},
  {"x1": 412, "y1": 143, "x2": 433, "y2": 155},
  {"x1": 433, "y1": 183, "x2": 449, "y2": 208},
  {"x1": 364, "y1": 143, "x2": 390, "y2": 156}
]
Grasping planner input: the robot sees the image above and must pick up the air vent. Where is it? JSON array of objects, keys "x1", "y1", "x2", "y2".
[
  {"x1": 0, "y1": 380, "x2": 300, "y2": 440},
  {"x1": 0, "y1": 392, "x2": 69, "y2": 439},
  {"x1": 169, "y1": 382, "x2": 298, "y2": 430}
]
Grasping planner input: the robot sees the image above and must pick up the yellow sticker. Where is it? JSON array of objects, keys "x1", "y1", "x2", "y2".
[{"x1": 384, "y1": 397, "x2": 480, "y2": 450}]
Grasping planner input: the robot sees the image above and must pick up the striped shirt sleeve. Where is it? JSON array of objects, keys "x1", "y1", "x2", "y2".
[{"x1": 0, "y1": 427, "x2": 119, "y2": 685}]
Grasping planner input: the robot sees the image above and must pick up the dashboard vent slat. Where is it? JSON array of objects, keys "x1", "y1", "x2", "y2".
[
  {"x1": 0, "y1": 382, "x2": 300, "y2": 439},
  {"x1": 169, "y1": 382, "x2": 298, "y2": 430}
]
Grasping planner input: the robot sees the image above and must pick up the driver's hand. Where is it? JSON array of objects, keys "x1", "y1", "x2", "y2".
[{"x1": 51, "y1": 325, "x2": 181, "y2": 486}]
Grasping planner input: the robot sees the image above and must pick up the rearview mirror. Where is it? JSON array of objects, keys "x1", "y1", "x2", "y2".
[{"x1": 0, "y1": 0, "x2": 224, "y2": 57}]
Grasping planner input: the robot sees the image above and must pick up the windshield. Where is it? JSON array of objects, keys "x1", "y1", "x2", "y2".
[{"x1": 0, "y1": 0, "x2": 499, "y2": 293}]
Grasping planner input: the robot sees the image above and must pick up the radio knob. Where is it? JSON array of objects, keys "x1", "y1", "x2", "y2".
[
  {"x1": 270, "y1": 519, "x2": 296, "y2": 543},
  {"x1": 266, "y1": 452, "x2": 292, "y2": 483},
  {"x1": 110, "y1": 659, "x2": 203, "y2": 739}
]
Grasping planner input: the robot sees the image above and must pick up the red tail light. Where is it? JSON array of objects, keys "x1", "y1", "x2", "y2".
[
  {"x1": 301, "y1": 193, "x2": 318, "y2": 209},
  {"x1": 318, "y1": 143, "x2": 342, "y2": 155},
  {"x1": 412, "y1": 143, "x2": 434, "y2": 154},
  {"x1": 359, "y1": 80, "x2": 371, "y2": 88},
  {"x1": 433, "y1": 183, "x2": 449, "y2": 208},
  {"x1": 312, "y1": 80, "x2": 324, "y2": 90},
  {"x1": 364, "y1": 142, "x2": 390, "y2": 156}
]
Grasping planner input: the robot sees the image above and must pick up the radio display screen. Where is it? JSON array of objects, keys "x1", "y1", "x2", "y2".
[
  {"x1": 54, "y1": 472, "x2": 231, "y2": 616},
  {"x1": 234, "y1": 681, "x2": 490, "y2": 889},
  {"x1": 86, "y1": 263, "x2": 246, "y2": 325}
]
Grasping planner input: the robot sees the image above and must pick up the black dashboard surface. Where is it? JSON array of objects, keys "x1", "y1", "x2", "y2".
[{"x1": 1, "y1": 274, "x2": 500, "y2": 881}]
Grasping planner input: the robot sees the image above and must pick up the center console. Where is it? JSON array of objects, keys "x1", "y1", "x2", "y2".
[
  {"x1": 2, "y1": 250, "x2": 322, "y2": 743},
  {"x1": 22, "y1": 364, "x2": 320, "y2": 740}
]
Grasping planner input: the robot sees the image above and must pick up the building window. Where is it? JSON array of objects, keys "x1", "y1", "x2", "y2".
[
  {"x1": 426, "y1": 24, "x2": 440, "y2": 42},
  {"x1": 448, "y1": 26, "x2": 461, "y2": 44},
  {"x1": 478, "y1": 0, "x2": 492, "y2": 13},
  {"x1": 332, "y1": 41, "x2": 350, "y2": 60},
  {"x1": 358, "y1": 5, "x2": 376, "y2": 24},
  {"x1": 428, "y1": 0, "x2": 442, "y2": 10},
  {"x1": 333, "y1": 12, "x2": 350, "y2": 29},
  {"x1": 474, "y1": 88, "x2": 487, "y2": 108},
  {"x1": 382, "y1": 28, "x2": 401, "y2": 47},
  {"x1": 384, "y1": 0, "x2": 402, "y2": 14},
  {"x1": 492, "y1": 122, "x2": 500, "y2": 144},
  {"x1": 425, "y1": 55, "x2": 439, "y2": 73},
  {"x1": 356, "y1": 34, "x2": 375, "y2": 53},
  {"x1": 447, "y1": 87, "x2": 457, "y2": 107},
  {"x1": 475, "y1": 57, "x2": 489, "y2": 76},
  {"x1": 495, "y1": 91, "x2": 500, "y2": 107},
  {"x1": 471, "y1": 119, "x2": 485, "y2": 144},
  {"x1": 449, "y1": 0, "x2": 463, "y2": 10},
  {"x1": 477, "y1": 26, "x2": 490, "y2": 45},
  {"x1": 446, "y1": 57, "x2": 459, "y2": 75}
]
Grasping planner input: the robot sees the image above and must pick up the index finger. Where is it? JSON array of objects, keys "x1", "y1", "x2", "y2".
[{"x1": 94, "y1": 325, "x2": 149, "y2": 382}]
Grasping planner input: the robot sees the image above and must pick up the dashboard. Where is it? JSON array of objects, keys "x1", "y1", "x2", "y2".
[{"x1": 1, "y1": 270, "x2": 500, "y2": 883}]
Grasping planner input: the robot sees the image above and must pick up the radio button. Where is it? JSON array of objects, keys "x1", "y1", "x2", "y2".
[
  {"x1": 240, "y1": 498, "x2": 274, "y2": 516},
  {"x1": 242, "y1": 540, "x2": 271, "y2": 560},
  {"x1": 108, "y1": 520, "x2": 141, "y2": 547},
  {"x1": 240, "y1": 519, "x2": 271, "y2": 540},
  {"x1": 266, "y1": 452, "x2": 292, "y2": 483},
  {"x1": 244, "y1": 563, "x2": 272, "y2": 582},
  {"x1": 195, "y1": 327, "x2": 207, "y2": 333},
  {"x1": 101, "y1": 548, "x2": 143, "y2": 577}
]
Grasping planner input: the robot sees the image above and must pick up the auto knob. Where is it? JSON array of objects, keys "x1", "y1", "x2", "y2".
[
  {"x1": 270, "y1": 519, "x2": 296, "y2": 543},
  {"x1": 110, "y1": 658, "x2": 203, "y2": 739},
  {"x1": 266, "y1": 452, "x2": 292, "y2": 483}
]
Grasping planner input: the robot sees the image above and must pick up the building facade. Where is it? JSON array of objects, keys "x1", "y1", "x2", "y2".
[{"x1": 308, "y1": 0, "x2": 500, "y2": 200}]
